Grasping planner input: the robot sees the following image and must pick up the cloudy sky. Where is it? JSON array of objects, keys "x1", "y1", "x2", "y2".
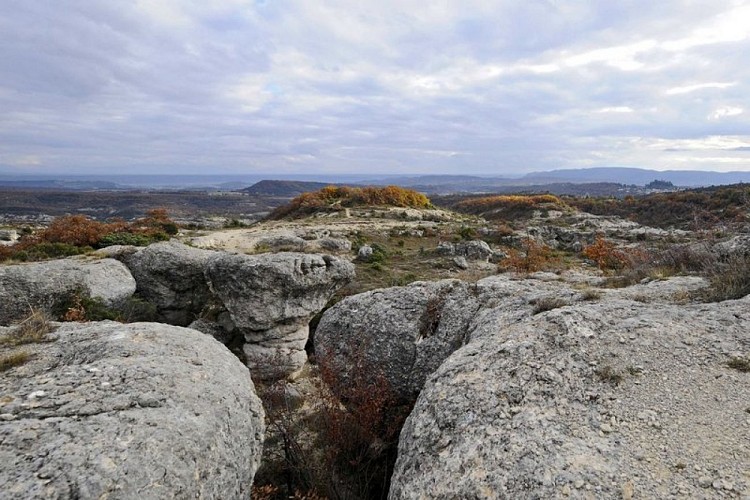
[{"x1": 1, "y1": 0, "x2": 749, "y2": 176}]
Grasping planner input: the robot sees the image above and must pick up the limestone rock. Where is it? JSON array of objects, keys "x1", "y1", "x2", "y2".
[
  {"x1": 455, "y1": 240, "x2": 492, "y2": 261},
  {"x1": 0, "y1": 258, "x2": 135, "y2": 325},
  {"x1": 315, "y1": 280, "x2": 482, "y2": 402},
  {"x1": 206, "y1": 252, "x2": 355, "y2": 379},
  {"x1": 0, "y1": 321, "x2": 265, "y2": 499},
  {"x1": 114, "y1": 240, "x2": 215, "y2": 326},
  {"x1": 357, "y1": 245, "x2": 373, "y2": 260},
  {"x1": 390, "y1": 291, "x2": 750, "y2": 498}
]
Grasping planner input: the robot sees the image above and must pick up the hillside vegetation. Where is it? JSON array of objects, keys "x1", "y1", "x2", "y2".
[
  {"x1": 268, "y1": 185, "x2": 431, "y2": 219},
  {"x1": 450, "y1": 194, "x2": 570, "y2": 220},
  {"x1": 566, "y1": 184, "x2": 750, "y2": 229}
]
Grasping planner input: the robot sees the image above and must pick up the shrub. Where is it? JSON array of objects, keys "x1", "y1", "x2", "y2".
[
  {"x1": 700, "y1": 254, "x2": 750, "y2": 302},
  {"x1": 582, "y1": 236, "x2": 630, "y2": 271},
  {"x1": 595, "y1": 365, "x2": 624, "y2": 385},
  {"x1": 269, "y1": 186, "x2": 431, "y2": 219},
  {"x1": 500, "y1": 238, "x2": 557, "y2": 273},
  {"x1": 454, "y1": 194, "x2": 568, "y2": 220},
  {"x1": 728, "y1": 357, "x2": 750, "y2": 373},
  {"x1": 97, "y1": 232, "x2": 154, "y2": 247},
  {"x1": 0, "y1": 210, "x2": 179, "y2": 261}
]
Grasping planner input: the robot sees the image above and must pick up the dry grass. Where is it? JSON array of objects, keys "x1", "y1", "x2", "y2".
[
  {"x1": 531, "y1": 297, "x2": 569, "y2": 314},
  {"x1": 0, "y1": 309, "x2": 55, "y2": 346},
  {"x1": 0, "y1": 350, "x2": 31, "y2": 372},
  {"x1": 727, "y1": 357, "x2": 750, "y2": 373}
]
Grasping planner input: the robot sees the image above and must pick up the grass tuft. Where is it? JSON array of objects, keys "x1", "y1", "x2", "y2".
[{"x1": 0, "y1": 350, "x2": 31, "y2": 372}]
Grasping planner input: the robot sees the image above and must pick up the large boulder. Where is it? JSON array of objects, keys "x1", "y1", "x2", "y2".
[
  {"x1": 0, "y1": 258, "x2": 135, "y2": 325},
  {"x1": 315, "y1": 280, "x2": 480, "y2": 402},
  {"x1": 114, "y1": 241, "x2": 215, "y2": 326},
  {"x1": 315, "y1": 276, "x2": 580, "y2": 404},
  {"x1": 0, "y1": 321, "x2": 265, "y2": 499},
  {"x1": 390, "y1": 294, "x2": 750, "y2": 498},
  {"x1": 206, "y1": 252, "x2": 355, "y2": 379}
]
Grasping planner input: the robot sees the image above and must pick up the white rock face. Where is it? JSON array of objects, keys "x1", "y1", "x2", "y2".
[
  {"x1": 315, "y1": 274, "x2": 749, "y2": 498},
  {"x1": 206, "y1": 252, "x2": 355, "y2": 379},
  {"x1": 109, "y1": 241, "x2": 355, "y2": 380},
  {"x1": 0, "y1": 258, "x2": 136, "y2": 325},
  {"x1": 388, "y1": 284, "x2": 750, "y2": 499},
  {"x1": 0, "y1": 321, "x2": 265, "y2": 499}
]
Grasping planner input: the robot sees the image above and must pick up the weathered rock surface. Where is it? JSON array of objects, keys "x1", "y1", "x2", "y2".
[
  {"x1": 206, "y1": 252, "x2": 355, "y2": 379},
  {"x1": 0, "y1": 321, "x2": 265, "y2": 499},
  {"x1": 315, "y1": 277, "x2": 580, "y2": 402},
  {"x1": 0, "y1": 258, "x2": 135, "y2": 325},
  {"x1": 106, "y1": 241, "x2": 354, "y2": 379},
  {"x1": 315, "y1": 280, "x2": 480, "y2": 401},
  {"x1": 389, "y1": 287, "x2": 750, "y2": 499},
  {"x1": 114, "y1": 240, "x2": 215, "y2": 326}
]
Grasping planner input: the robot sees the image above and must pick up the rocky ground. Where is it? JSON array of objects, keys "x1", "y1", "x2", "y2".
[{"x1": 2, "y1": 199, "x2": 749, "y2": 498}]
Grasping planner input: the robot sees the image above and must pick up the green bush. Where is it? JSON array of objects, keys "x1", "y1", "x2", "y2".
[
  {"x1": 20, "y1": 242, "x2": 90, "y2": 261},
  {"x1": 97, "y1": 232, "x2": 154, "y2": 247}
]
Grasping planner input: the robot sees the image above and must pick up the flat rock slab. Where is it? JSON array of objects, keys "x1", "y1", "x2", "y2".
[{"x1": 0, "y1": 321, "x2": 264, "y2": 499}]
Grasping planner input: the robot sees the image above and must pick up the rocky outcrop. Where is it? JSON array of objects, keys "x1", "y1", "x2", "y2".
[
  {"x1": 436, "y1": 240, "x2": 493, "y2": 261},
  {"x1": 388, "y1": 286, "x2": 750, "y2": 498},
  {"x1": 0, "y1": 321, "x2": 265, "y2": 499},
  {"x1": 315, "y1": 277, "x2": 580, "y2": 403},
  {"x1": 113, "y1": 240, "x2": 215, "y2": 326},
  {"x1": 0, "y1": 258, "x2": 135, "y2": 325},
  {"x1": 107, "y1": 241, "x2": 355, "y2": 379},
  {"x1": 207, "y1": 252, "x2": 355, "y2": 380},
  {"x1": 315, "y1": 280, "x2": 480, "y2": 401}
]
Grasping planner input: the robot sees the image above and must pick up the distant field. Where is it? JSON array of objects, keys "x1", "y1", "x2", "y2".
[{"x1": 0, "y1": 189, "x2": 290, "y2": 221}]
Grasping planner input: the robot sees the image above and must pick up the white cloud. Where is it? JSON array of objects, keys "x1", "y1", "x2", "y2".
[
  {"x1": 598, "y1": 107, "x2": 634, "y2": 113},
  {"x1": 709, "y1": 106, "x2": 744, "y2": 120},
  {"x1": 665, "y1": 82, "x2": 737, "y2": 95}
]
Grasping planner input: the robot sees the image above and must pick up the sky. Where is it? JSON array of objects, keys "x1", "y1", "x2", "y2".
[{"x1": 1, "y1": 0, "x2": 749, "y2": 177}]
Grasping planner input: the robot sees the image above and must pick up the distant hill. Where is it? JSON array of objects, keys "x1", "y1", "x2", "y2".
[
  {"x1": 240, "y1": 180, "x2": 338, "y2": 196},
  {"x1": 517, "y1": 167, "x2": 750, "y2": 187},
  {"x1": 364, "y1": 168, "x2": 750, "y2": 191}
]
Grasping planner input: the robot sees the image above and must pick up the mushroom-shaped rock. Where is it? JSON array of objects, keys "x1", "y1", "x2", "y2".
[
  {"x1": 0, "y1": 321, "x2": 265, "y2": 499},
  {"x1": 206, "y1": 252, "x2": 355, "y2": 379}
]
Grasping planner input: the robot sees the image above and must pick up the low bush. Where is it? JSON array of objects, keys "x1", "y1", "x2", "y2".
[
  {"x1": 0, "y1": 209, "x2": 179, "y2": 262},
  {"x1": 0, "y1": 309, "x2": 55, "y2": 346},
  {"x1": 532, "y1": 297, "x2": 569, "y2": 314},
  {"x1": 499, "y1": 238, "x2": 557, "y2": 273}
]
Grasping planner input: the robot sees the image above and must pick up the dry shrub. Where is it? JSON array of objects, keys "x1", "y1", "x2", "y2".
[
  {"x1": 0, "y1": 309, "x2": 56, "y2": 346},
  {"x1": 500, "y1": 238, "x2": 557, "y2": 273},
  {"x1": 700, "y1": 253, "x2": 750, "y2": 302},
  {"x1": 317, "y1": 353, "x2": 413, "y2": 499},
  {"x1": 454, "y1": 194, "x2": 568, "y2": 220},
  {"x1": 269, "y1": 186, "x2": 431, "y2": 219},
  {"x1": 583, "y1": 236, "x2": 636, "y2": 271},
  {"x1": 0, "y1": 209, "x2": 179, "y2": 262},
  {"x1": 255, "y1": 343, "x2": 413, "y2": 499},
  {"x1": 532, "y1": 296, "x2": 569, "y2": 314}
]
